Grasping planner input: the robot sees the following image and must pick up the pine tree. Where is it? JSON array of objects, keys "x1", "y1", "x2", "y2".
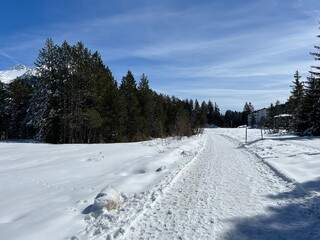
[
  {"x1": 194, "y1": 99, "x2": 202, "y2": 128},
  {"x1": 57, "y1": 40, "x2": 73, "y2": 142},
  {"x1": 175, "y1": 103, "x2": 192, "y2": 137},
  {"x1": 27, "y1": 38, "x2": 61, "y2": 142},
  {"x1": 0, "y1": 81, "x2": 9, "y2": 139},
  {"x1": 207, "y1": 100, "x2": 214, "y2": 125},
  {"x1": 213, "y1": 102, "x2": 224, "y2": 126},
  {"x1": 267, "y1": 100, "x2": 282, "y2": 130},
  {"x1": 287, "y1": 71, "x2": 305, "y2": 131},
  {"x1": 200, "y1": 101, "x2": 208, "y2": 126},
  {"x1": 302, "y1": 73, "x2": 320, "y2": 134},
  {"x1": 165, "y1": 96, "x2": 179, "y2": 135},
  {"x1": 119, "y1": 70, "x2": 141, "y2": 141},
  {"x1": 153, "y1": 93, "x2": 166, "y2": 137},
  {"x1": 98, "y1": 67, "x2": 122, "y2": 142},
  {"x1": 8, "y1": 78, "x2": 33, "y2": 138},
  {"x1": 302, "y1": 24, "x2": 320, "y2": 135},
  {"x1": 138, "y1": 74, "x2": 154, "y2": 139},
  {"x1": 242, "y1": 102, "x2": 254, "y2": 125}
]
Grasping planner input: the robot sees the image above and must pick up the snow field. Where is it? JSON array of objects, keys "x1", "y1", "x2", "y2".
[
  {"x1": 1, "y1": 128, "x2": 320, "y2": 239},
  {"x1": 0, "y1": 136, "x2": 205, "y2": 240}
]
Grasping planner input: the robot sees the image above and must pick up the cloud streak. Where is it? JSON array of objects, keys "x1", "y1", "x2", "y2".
[
  {"x1": 0, "y1": 50, "x2": 20, "y2": 65},
  {"x1": 1, "y1": 0, "x2": 320, "y2": 112}
]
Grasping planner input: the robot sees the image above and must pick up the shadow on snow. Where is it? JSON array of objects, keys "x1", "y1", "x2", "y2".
[{"x1": 225, "y1": 179, "x2": 320, "y2": 240}]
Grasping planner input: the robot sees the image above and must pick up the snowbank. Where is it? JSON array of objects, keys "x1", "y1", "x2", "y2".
[{"x1": 214, "y1": 128, "x2": 320, "y2": 185}]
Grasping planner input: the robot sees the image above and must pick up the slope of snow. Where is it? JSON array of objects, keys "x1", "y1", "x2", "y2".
[
  {"x1": 0, "y1": 64, "x2": 35, "y2": 84},
  {"x1": 0, "y1": 136, "x2": 204, "y2": 240}
]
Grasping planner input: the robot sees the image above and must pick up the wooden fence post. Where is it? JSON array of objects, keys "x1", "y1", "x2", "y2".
[{"x1": 245, "y1": 127, "x2": 248, "y2": 144}]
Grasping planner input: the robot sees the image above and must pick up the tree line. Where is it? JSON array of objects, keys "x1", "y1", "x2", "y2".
[{"x1": 0, "y1": 39, "x2": 228, "y2": 143}]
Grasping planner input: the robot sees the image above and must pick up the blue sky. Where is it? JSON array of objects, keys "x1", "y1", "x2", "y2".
[{"x1": 1, "y1": 0, "x2": 320, "y2": 112}]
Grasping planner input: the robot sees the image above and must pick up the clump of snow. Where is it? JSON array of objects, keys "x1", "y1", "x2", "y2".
[{"x1": 94, "y1": 186, "x2": 120, "y2": 212}]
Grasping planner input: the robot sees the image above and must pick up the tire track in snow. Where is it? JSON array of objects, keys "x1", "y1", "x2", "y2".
[{"x1": 123, "y1": 132, "x2": 303, "y2": 239}]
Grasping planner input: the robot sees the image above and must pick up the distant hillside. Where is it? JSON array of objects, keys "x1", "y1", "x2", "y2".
[{"x1": 0, "y1": 64, "x2": 36, "y2": 84}]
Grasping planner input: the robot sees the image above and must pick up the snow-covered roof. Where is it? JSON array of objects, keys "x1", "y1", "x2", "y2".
[{"x1": 274, "y1": 114, "x2": 293, "y2": 118}]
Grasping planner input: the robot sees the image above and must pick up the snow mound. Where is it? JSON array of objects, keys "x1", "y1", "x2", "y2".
[{"x1": 94, "y1": 186, "x2": 121, "y2": 212}]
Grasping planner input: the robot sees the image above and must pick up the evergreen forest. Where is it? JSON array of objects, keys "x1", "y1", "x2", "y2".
[{"x1": 0, "y1": 39, "x2": 226, "y2": 143}]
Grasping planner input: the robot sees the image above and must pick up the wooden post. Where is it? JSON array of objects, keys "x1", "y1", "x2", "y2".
[
  {"x1": 260, "y1": 126, "x2": 263, "y2": 140},
  {"x1": 245, "y1": 127, "x2": 248, "y2": 144}
]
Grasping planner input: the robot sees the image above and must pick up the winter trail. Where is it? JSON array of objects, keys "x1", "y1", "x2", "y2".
[{"x1": 123, "y1": 131, "x2": 318, "y2": 239}]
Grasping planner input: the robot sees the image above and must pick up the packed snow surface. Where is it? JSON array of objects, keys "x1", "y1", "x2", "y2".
[{"x1": 0, "y1": 129, "x2": 319, "y2": 239}]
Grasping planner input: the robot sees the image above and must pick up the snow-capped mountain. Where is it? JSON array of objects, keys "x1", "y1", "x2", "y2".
[{"x1": 0, "y1": 64, "x2": 36, "y2": 84}]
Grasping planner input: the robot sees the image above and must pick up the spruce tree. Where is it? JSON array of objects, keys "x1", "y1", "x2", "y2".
[
  {"x1": 119, "y1": 70, "x2": 141, "y2": 141},
  {"x1": 194, "y1": 99, "x2": 202, "y2": 128},
  {"x1": 207, "y1": 100, "x2": 214, "y2": 125},
  {"x1": 28, "y1": 38, "x2": 61, "y2": 142},
  {"x1": 153, "y1": 93, "x2": 166, "y2": 137},
  {"x1": 98, "y1": 66, "x2": 122, "y2": 142},
  {"x1": 287, "y1": 71, "x2": 304, "y2": 131},
  {"x1": 138, "y1": 74, "x2": 154, "y2": 139},
  {"x1": 242, "y1": 102, "x2": 254, "y2": 125},
  {"x1": 200, "y1": 101, "x2": 208, "y2": 126},
  {"x1": 165, "y1": 96, "x2": 179, "y2": 135},
  {"x1": 213, "y1": 102, "x2": 224, "y2": 126},
  {"x1": 8, "y1": 78, "x2": 33, "y2": 138},
  {"x1": 302, "y1": 24, "x2": 320, "y2": 135},
  {"x1": 176, "y1": 103, "x2": 192, "y2": 137},
  {"x1": 302, "y1": 73, "x2": 320, "y2": 134},
  {"x1": 0, "y1": 81, "x2": 9, "y2": 139}
]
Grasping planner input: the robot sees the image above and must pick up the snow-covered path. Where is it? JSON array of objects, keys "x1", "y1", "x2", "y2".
[{"x1": 123, "y1": 132, "x2": 320, "y2": 240}]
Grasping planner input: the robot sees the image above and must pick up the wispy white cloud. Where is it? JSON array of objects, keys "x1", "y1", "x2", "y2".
[{"x1": 1, "y1": 0, "x2": 320, "y2": 111}]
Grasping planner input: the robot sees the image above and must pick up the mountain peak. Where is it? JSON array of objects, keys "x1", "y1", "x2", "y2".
[
  {"x1": 0, "y1": 64, "x2": 36, "y2": 84},
  {"x1": 9, "y1": 64, "x2": 28, "y2": 71}
]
